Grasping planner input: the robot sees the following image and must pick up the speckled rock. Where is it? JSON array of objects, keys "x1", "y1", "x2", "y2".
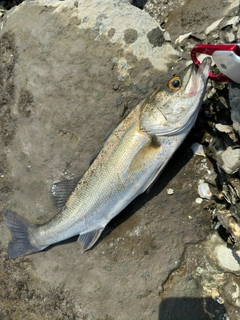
[
  {"x1": 34, "y1": 0, "x2": 180, "y2": 70},
  {"x1": 164, "y1": 0, "x2": 239, "y2": 43},
  {"x1": 229, "y1": 83, "x2": 240, "y2": 136},
  {"x1": 143, "y1": 0, "x2": 187, "y2": 25}
]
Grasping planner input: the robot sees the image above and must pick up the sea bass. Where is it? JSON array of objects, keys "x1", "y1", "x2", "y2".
[{"x1": 5, "y1": 57, "x2": 211, "y2": 258}]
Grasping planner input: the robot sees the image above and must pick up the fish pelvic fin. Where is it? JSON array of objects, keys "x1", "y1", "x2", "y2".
[
  {"x1": 5, "y1": 210, "x2": 39, "y2": 258},
  {"x1": 77, "y1": 228, "x2": 104, "y2": 251}
]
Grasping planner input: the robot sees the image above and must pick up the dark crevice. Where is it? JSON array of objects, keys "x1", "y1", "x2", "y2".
[
  {"x1": 131, "y1": 0, "x2": 148, "y2": 10},
  {"x1": 0, "y1": 0, "x2": 25, "y2": 10}
]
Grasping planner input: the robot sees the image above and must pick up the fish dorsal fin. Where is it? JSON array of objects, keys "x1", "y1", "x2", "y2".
[
  {"x1": 51, "y1": 177, "x2": 80, "y2": 212},
  {"x1": 77, "y1": 228, "x2": 104, "y2": 251}
]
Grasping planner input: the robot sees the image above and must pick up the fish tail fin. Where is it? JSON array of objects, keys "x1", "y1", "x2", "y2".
[{"x1": 5, "y1": 209, "x2": 39, "y2": 258}]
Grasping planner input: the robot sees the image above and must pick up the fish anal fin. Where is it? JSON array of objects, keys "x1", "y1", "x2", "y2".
[
  {"x1": 51, "y1": 177, "x2": 80, "y2": 212},
  {"x1": 77, "y1": 228, "x2": 104, "y2": 251}
]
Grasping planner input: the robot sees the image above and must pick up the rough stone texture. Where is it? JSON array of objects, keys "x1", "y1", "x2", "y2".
[
  {"x1": 218, "y1": 147, "x2": 240, "y2": 174},
  {"x1": 220, "y1": 25, "x2": 236, "y2": 43},
  {"x1": 33, "y1": 0, "x2": 180, "y2": 71},
  {"x1": 164, "y1": 0, "x2": 238, "y2": 42},
  {"x1": 229, "y1": 82, "x2": 240, "y2": 135},
  {"x1": 144, "y1": 0, "x2": 187, "y2": 25},
  {"x1": 147, "y1": 27, "x2": 164, "y2": 47},
  {"x1": 0, "y1": 0, "x2": 240, "y2": 320}
]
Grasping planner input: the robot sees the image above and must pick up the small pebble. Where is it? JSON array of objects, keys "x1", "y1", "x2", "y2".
[
  {"x1": 191, "y1": 143, "x2": 205, "y2": 157},
  {"x1": 163, "y1": 31, "x2": 171, "y2": 41},
  {"x1": 195, "y1": 197, "x2": 203, "y2": 204},
  {"x1": 166, "y1": 188, "x2": 174, "y2": 195},
  {"x1": 215, "y1": 123, "x2": 233, "y2": 133}
]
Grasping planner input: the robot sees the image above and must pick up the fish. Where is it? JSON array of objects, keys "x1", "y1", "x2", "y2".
[{"x1": 5, "y1": 57, "x2": 212, "y2": 258}]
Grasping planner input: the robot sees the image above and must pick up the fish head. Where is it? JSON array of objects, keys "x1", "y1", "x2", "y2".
[{"x1": 140, "y1": 57, "x2": 212, "y2": 136}]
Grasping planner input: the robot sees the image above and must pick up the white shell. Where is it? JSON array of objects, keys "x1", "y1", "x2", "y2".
[{"x1": 198, "y1": 182, "x2": 212, "y2": 200}]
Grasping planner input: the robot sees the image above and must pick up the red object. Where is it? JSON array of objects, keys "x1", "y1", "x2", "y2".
[{"x1": 191, "y1": 44, "x2": 240, "y2": 82}]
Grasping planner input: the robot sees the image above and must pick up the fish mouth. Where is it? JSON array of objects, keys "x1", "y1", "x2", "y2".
[{"x1": 183, "y1": 57, "x2": 212, "y2": 97}]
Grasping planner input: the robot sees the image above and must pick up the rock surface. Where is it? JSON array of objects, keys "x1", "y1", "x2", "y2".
[
  {"x1": 0, "y1": 0, "x2": 240, "y2": 320},
  {"x1": 230, "y1": 82, "x2": 240, "y2": 135}
]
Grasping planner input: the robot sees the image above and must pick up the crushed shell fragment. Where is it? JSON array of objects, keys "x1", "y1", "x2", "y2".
[{"x1": 198, "y1": 182, "x2": 212, "y2": 200}]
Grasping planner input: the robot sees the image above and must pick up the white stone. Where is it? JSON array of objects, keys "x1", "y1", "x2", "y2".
[
  {"x1": 163, "y1": 31, "x2": 171, "y2": 42},
  {"x1": 220, "y1": 147, "x2": 240, "y2": 174},
  {"x1": 195, "y1": 197, "x2": 203, "y2": 204},
  {"x1": 205, "y1": 18, "x2": 223, "y2": 35},
  {"x1": 215, "y1": 123, "x2": 233, "y2": 133},
  {"x1": 166, "y1": 188, "x2": 174, "y2": 195},
  {"x1": 191, "y1": 143, "x2": 205, "y2": 157},
  {"x1": 175, "y1": 32, "x2": 192, "y2": 44},
  {"x1": 198, "y1": 182, "x2": 212, "y2": 200},
  {"x1": 215, "y1": 244, "x2": 240, "y2": 272}
]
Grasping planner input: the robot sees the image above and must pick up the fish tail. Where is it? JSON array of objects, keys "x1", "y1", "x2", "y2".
[{"x1": 5, "y1": 209, "x2": 39, "y2": 258}]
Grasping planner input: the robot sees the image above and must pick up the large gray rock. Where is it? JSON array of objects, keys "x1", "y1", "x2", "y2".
[{"x1": 34, "y1": 0, "x2": 180, "y2": 70}]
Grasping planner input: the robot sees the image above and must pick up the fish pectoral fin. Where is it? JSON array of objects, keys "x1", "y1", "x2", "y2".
[
  {"x1": 51, "y1": 177, "x2": 80, "y2": 212},
  {"x1": 77, "y1": 228, "x2": 104, "y2": 251},
  {"x1": 143, "y1": 162, "x2": 168, "y2": 193}
]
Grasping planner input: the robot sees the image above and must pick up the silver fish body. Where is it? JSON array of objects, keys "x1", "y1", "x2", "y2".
[{"x1": 5, "y1": 57, "x2": 211, "y2": 258}]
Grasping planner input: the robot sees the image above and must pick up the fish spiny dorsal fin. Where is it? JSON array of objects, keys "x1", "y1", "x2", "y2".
[{"x1": 51, "y1": 177, "x2": 80, "y2": 212}]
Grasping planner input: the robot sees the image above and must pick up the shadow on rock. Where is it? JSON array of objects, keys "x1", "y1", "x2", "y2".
[
  {"x1": 0, "y1": 0, "x2": 24, "y2": 10},
  {"x1": 158, "y1": 296, "x2": 226, "y2": 320},
  {"x1": 131, "y1": 0, "x2": 148, "y2": 10}
]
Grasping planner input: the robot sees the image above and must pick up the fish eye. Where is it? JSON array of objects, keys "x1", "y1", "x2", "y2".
[{"x1": 168, "y1": 76, "x2": 182, "y2": 92}]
